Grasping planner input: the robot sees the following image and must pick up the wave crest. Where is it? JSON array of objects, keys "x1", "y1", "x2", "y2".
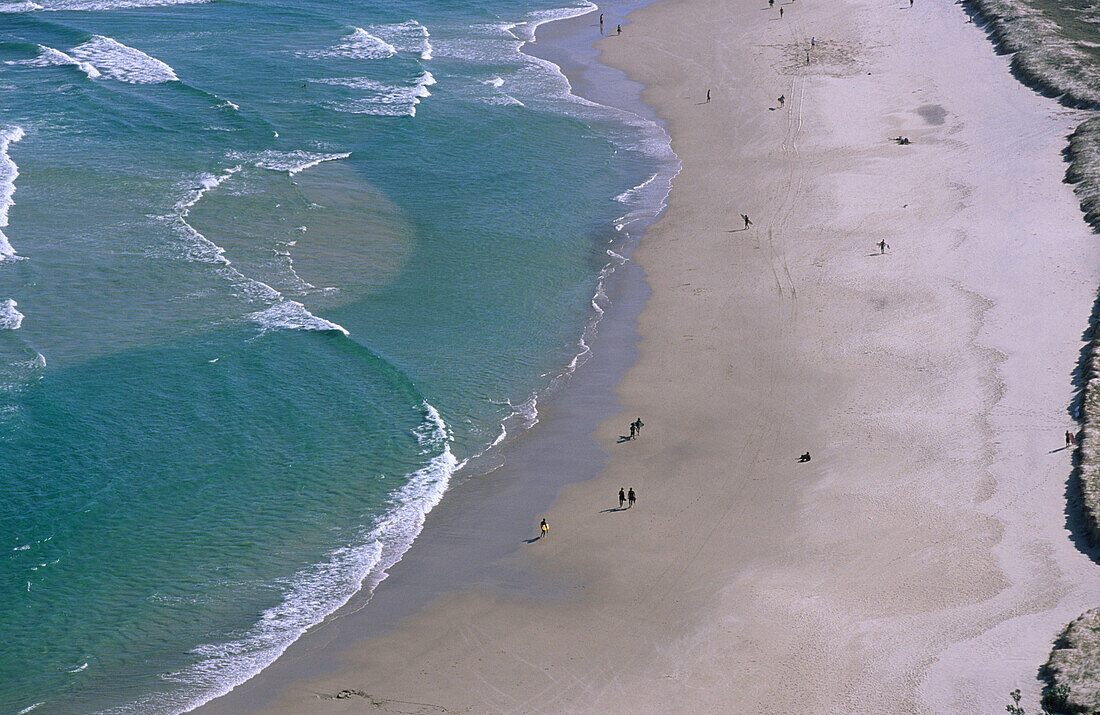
[{"x1": 70, "y1": 35, "x2": 178, "y2": 84}]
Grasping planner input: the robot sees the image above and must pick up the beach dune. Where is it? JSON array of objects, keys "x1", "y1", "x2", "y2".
[{"x1": 199, "y1": 0, "x2": 1100, "y2": 711}]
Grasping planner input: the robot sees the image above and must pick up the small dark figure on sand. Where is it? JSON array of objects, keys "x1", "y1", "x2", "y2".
[
  {"x1": 779, "y1": 7, "x2": 783, "y2": 18},
  {"x1": 616, "y1": 24, "x2": 622, "y2": 35},
  {"x1": 706, "y1": 89, "x2": 711, "y2": 103},
  {"x1": 619, "y1": 487, "x2": 627, "y2": 508},
  {"x1": 811, "y1": 36, "x2": 815, "y2": 47},
  {"x1": 627, "y1": 488, "x2": 636, "y2": 508},
  {"x1": 798, "y1": 452, "x2": 811, "y2": 462},
  {"x1": 600, "y1": 13, "x2": 604, "y2": 32},
  {"x1": 778, "y1": 95, "x2": 784, "y2": 105},
  {"x1": 878, "y1": 239, "x2": 889, "y2": 254},
  {"x1": 742, "y1": 213, "x2": 753, "y2": 229},
  {"x1": 540, "y1": 518, "x2": 549, "y2": 538},
  {"x1": 806, "y1": 52, "x2": 811, "y2": 64},
  {"x1": 629, "y1": 422, "x2": 637, "y2": 440},
  {"x1": 769, "y1": 0, "x2": 774, "y2": 6},
  {"x1": 1067, "y1": 430, "x2": 1076, "y2": 447},
  {"x1": 633, "y1": 417, "x2": 644, "y2": 436}
]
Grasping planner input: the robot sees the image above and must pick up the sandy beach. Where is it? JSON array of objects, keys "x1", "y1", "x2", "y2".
[{"x1": 199, "y1": 0, "x2": 1100, "y2": 711}]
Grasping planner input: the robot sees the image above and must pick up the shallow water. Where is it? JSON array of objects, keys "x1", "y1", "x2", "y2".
[{"x1": 0, "y1": 0, "x2": 675, "y2": 711}]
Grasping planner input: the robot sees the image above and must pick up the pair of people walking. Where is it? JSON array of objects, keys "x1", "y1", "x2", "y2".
[
  {"x1": 628, "y1": 417, "x2": 644, "y2": 439},
  {"x1": 618, "y1": 487, "x2": 636, "y2": 509}
]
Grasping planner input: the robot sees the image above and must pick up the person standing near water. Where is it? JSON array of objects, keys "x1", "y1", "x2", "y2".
[
  {"x1": 616, "y1": 24, "x2": 622, "y2": 35},
  {"x1": 599, "y1": 13, "x2": 603, "y2": 33}
]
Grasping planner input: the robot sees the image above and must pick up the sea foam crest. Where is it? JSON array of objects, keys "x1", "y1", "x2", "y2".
[
  {"x1": 9, "y1": 45, "x2": 101, "y2": 78},
  {"x1": 312, "y1": 27, "x2": 396, "y2": 60},
  {"x1": 233, "y1": 150, "x2": 351, "y2": 175},
  {"x1": 246, "y1": 301, "x2": 348, "y2": 336},
  {"x1": 507, "y1": 0, "x2": 598, "y2": 43},
  {"x1": 321, "y1": 71, "x2": 435, "y2": 117},
  {"x1": 70, "y1": 36, "x2": 178, "y2": 84},
  {"x1": 370, "y1": 19, "x2": 433, "y2": 60},
  {"x1": 0, "y1": 1, "x2": 42, "y2": 10},
  {"x1": 8, "y1": 0, "x2": 206, "y2": 9},
  {"x1": 168, "y1": 168, "x2": 347, "y2": 338},
  {"x1": 165, "y1": 402, "x2": 456, "y2": 714},
  {"x1": 0, "y1": 125, "x2": 25, "y2": 261},
  {"x1": 0, "y1": 299, "x2": 25, "y2": 330}
]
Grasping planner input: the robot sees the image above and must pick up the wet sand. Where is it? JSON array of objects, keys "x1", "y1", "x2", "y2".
[{"x1": 198, "y1": 0, "x2": 1100, "y2": 711}]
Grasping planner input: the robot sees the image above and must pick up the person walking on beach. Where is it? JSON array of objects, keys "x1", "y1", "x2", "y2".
[
  {"x1": 742, "y1": 213, "x2": 753, "y2": 229},
  {"x1": 600, "y1": 13, "x2": 604, "y2": 33},
  {"x1": 540, "y1": 518, "x2": 549, "y2": 538},
  {"x1": 619, "y1": 487, "x2": 627, "y2": 508},
  {"x1": 627, "y1": 488, "x2": 636, "y2": 508},
  {"x1": 633, "y1": 417, "x2": 644, "y2": 436},
  {"x1": 629, "y1": 421, "x2": 637, "y2": 440},
  {"x1": 1067, "y1": 430, "x2": 1076, "y2": 447},
  {"x1": 778, "y1": 95, "x2": 784, "y2": 106},
  {"x1": 616, "y1": 24, "x2": 622, "y2": 35},
  {"x1": 706, "y1": 89, "x2": 711, "y2": 103},
  {"x1": 878, "y1": 239, "x2": 889, "y2": 254},
  {"x1": 779, "y1": 7, "x2": 783, "y2": 18}
]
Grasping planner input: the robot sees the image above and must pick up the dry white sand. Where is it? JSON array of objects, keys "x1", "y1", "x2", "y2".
[{"x1": 200, "y1": 0, "x2": 1100, "y2": 711}]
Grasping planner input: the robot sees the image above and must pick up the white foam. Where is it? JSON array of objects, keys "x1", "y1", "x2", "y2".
[
  {"x1": 483, "y1": 75, "x2": 505, "y2": 87},
  {"x1": 247, "y1": 300, "x2": 347, "y2": 336},
  {"x1": 70, "y1": 36, "x2": 178, "y2": 84},
  {"x1": 13, "y1": 544, "x2": 30, "y2": 551},
  {"x1": 236, "y1": 150, "x2": 351, "y2": 175},
  {"x1": 615, "y1": 173, "x2": 658, "y2": 203},
  {"x1": 369, "y1": 19, "x2": 433, "y2": 60},
  {"x1": 0, "y1": 125, "x2": 25, "y2": 262},
  {"x1": 0, "y1": 1, "x2": 42, "y2": 11},
  {"x1": 17, "y1": 703, "x2": 43, "y2": 714},
  {"x1": 66, "y1": 662, "x2": 88, "y2": 673},
  {"x1": 166, "y1": 168, "x2": 344, "y2": 338},
  {"x1": 9, "y1": 45, "x2": 102, "y2": 78},
  {"x1": 304, "y1": 27, "x2": 395, "y2": 60},
  {"x1": 0, "y1": 299, "x2": 25, "y2": 330},
  {"x1": 322, "y1": 71, "x2": 435, "y2": 117},
  {"x1": 18, "y1": 0, "x2": 205, "y2": 9},
  {"x1": 167, "y1": 402, "x2": 456, "y2": 714},
  {"x1": 508, "y1": 1, "x2": 598, "y2": 43}
]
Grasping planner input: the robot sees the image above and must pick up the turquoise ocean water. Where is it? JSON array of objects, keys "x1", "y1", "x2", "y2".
[{"x1": 0, "y1": 0, "x2": 674, "y2": 711}]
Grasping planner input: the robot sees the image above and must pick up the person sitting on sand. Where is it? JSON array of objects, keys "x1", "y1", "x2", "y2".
[
  {"x1": 540, "y1": 518, "x2": 549, "y2": 538},
  {"x1": 798, "y1": 452, "x2": 811, "y2": 462}
]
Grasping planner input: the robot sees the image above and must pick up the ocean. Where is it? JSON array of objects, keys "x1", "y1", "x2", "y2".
[{"x1": 0, "y1": 0, "x2": 675, "y2": 711}]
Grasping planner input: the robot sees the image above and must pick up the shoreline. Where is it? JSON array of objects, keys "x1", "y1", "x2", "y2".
[
  {"x1": 204, "y1": 0, "x2": 1100, "y2": 710},
  {"x1": 191, "y1": 2, "x2": 671, "y2": 711}
]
